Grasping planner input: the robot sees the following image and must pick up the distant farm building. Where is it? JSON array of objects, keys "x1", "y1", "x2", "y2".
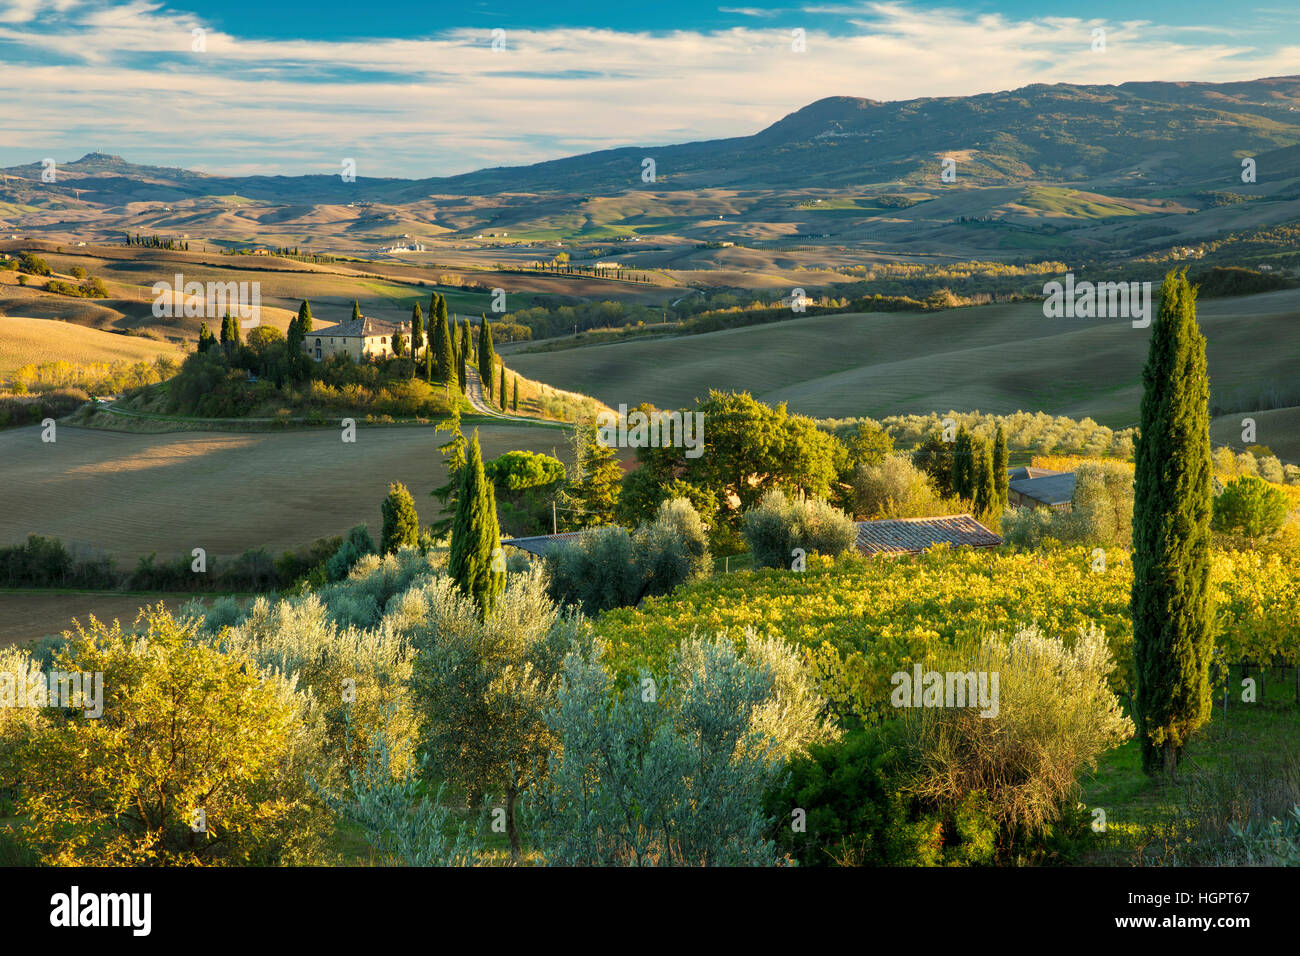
[
  {"x1": 1007, "y1": 468, "x2": 1076, "y2": 511},
  {"x1": 853, "y1": 515, "x2": 1002, "y2": 557},
  {"x1": 305, "y1": 316, "x2": 411, "y2": 362}
]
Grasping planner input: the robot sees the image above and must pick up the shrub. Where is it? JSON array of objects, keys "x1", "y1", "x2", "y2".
[
  {"x1": 17, "y1": 252, "x2": 50, "y2": 276},
  {"x1": 380, "y1": 482, "x2": 420, "y2": 554},
  {"x1": 215, "y1": 593, "x2": 418, "y2": 786},
  {"x1": 408, "y1": 568, "x2": 584, "y2": 861},
  {"x1": 852, "y1": 454, "x2": 940, "y2": 518},
  {"x1": 545, "y1": 498, "x2": 711, "y2": 614},
  {"x1": 10, "y1": 607, "x2": 330, "y2": 865},
  {"x1": 764, "y1": 724, "x2": 998, "y2": 866},
  {"x1": 898, "y1": 625, "x2": 1132, "y2": 847},
  {"x1": 741, "y1": 489, "x2": 856, "y2": 569},
  {"x1": 1212, "y1": 475, "x2": 1288, "y2": 539},
  {"x1": 527, "y1": 635, "x2": 794, "y2": 866},
  {"x1": 327, "y1": 524, "x2": 377, "y2": 582}
]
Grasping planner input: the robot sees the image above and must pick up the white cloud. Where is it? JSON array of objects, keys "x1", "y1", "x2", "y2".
[{"x1": 0, "y1": 0, "x2": 1294, "y2": 176}]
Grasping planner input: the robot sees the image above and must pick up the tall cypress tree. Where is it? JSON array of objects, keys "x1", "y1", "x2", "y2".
[
  {"x1": 289, "y1": 300, "x2": 312, "y2": 374},
  {"x1": 1132, "y1": 270, "x2": 1213, "y2": 776},
  {"x1": 197, "y1": 322, "x2": 216, "y2": 352},
  {"x1": 992, "y1": 425, "x2": 1009, "y2": 513},
  {"x1": 953, "y1": 426, "x2": 974, "y2": 500},
  {"x1": 478, "y1": 316, "x2": 495, "y2": 398},
  {"x1": 457, "y1": 323, "x2": 469, "y2": 393},
  {"x1": 512, "y1": 376, "x2": 519, "y2": 413},
  {"x1": 435, "y1": 293, "x2": 449, "y2": 343},
  {"x1": 411, "y1": 302, "x2": 425, "y2": 363},
  {"x1": 449, "y1": 430, "x2": 504, "y2": 616},
  {"x1": 352, "y1": 300, "x2": 362, "y2": 321},
  {"x1": 499, "y1": 365, "x2": 507, "y2": 410},
  {"x1": 972, "y1": 437, "x2": 996, "y2": 520},
  {"x1": 434, "y1": 306, "x2": 455, "y2": 385}
]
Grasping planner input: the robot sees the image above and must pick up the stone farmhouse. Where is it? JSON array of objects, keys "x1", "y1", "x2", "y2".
[{"x1": 304, "y1": 316, "x2": 410, "y2": 362}]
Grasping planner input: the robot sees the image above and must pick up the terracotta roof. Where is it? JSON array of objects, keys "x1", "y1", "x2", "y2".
[
  {"x1": 853, "y1": 515, "x2": 1002, "y2": 556},
  {"x1": 310, "y1": 316, "x2": 409, "y2": 339},
  {"x1": 1008, "y1": 471, "x2": 1076, "y2": 506}
]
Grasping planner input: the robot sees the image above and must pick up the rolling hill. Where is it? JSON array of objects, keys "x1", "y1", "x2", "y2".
[
  {"x1": 507, "y1": 287, "x2": 1300, "y2": 433},
  {"x1": 4, "y1": 76, "x2": 1300, "y2": 258}
]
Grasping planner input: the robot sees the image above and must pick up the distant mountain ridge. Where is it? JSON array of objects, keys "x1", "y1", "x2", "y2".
[{"x1": 4, "y1": 76, "x2": 1300, "y2": 205}]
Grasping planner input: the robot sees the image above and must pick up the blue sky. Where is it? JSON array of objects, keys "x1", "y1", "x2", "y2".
[
  {"x1": 140, "y1": 1, "x2": 1300, "y2": 41},
  {"x1": 1, "y1": 0, "x2": 1296, "y2": 178}
]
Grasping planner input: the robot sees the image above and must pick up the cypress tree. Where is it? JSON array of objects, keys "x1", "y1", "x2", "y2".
[
  {"x1": 478, "y1": 316, "x2": 495, "y2": 398},
  {"x1": 1132, "y1": 270, "x2": 1213, "y2": 776},
  {"x1": 499, "y1": 365, "x2": 507, "y2": 410},
  {"x1": 380, "y1": 481, "x2": 421, "y2": 554},
  {"x1": 352, "y1": 300, "x2": 362, "y2": 321},
  {"x1": 972, "y1": 437, "x2": 996, "y2": 520},
  {"x1": 512, "y1": 376, "x2": 519, "y2": 413},
  {"x1": 411, "y1": 302, "x2": 425, "y2": 363},
  {"x1": 197, "y1": 322, "x2": 216, "y2": 352},
  {"x1": 457, "y1": 325, "x2": 468, "y2": 393},
  {"x1": 953, "y1": 426, "x2": 974, "y2": 500},
  {"x1": 435, "y1": 293, "x2": 449, "y2": 340},
  {"x1": 434, "y1": 306, "x2": 455, "y2": 385},
  {"x1": 992, "y1": 425, "x2": 1009, "y2": 512},
  {"x1": 449, "y1": 430, "x2": 504, "y2": 616}
]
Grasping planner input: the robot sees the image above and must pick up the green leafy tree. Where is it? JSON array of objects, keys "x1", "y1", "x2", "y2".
[
  {"x1": 912, "y1": 431, "x2": 957, "y2": 499},
  {"x1": 1212, "y1": 475, "x2": 1287, "y2": 539},
  {"x1": 847, "y1": 421, "x2": 894, "y2": 467},
  {"x1": 380, "y1": 481, "x2": 420, "y2": 554},
  {"x1": 449, "y1": 430, "x2": 505, "y2": 615},
  {"x1": 528, "y1": 635, "x2": 821, "y2": 866},
  {"x1": 8, "y1": 608, "x2": 329, "y2": 865},
  {"x1": 409, "y1": 570, "x2": 579, "y2": 863},
  {"x1": 1132, "y1": 270, "x2": 1214, "y2": 776}
]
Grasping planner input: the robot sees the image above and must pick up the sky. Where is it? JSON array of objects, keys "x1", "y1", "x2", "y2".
[{"x1": 0, "y1": 0, "x2": 1296, "y2": 178}]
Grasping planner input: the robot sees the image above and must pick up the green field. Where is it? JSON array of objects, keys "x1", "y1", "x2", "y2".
[{"x1": 508, "y1": 288, "x2": 1300, "y2": 431}]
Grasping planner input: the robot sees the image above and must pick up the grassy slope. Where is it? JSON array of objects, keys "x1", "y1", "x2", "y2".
[
  {"x1": 1211, "y1": 406, "x2": 1300, "y2": 463},
  {"x1": 508, "y1": 288, "x2": 1300, "y2": 429},
  {"x1": 0, "y1": 422, "x2": 573, "y2": 565},
  {"x1": 0, "y1": 590, "x2": 246, "y2": 648},
  {"x1": 0, "y1": 315, "x2": 182, "y2": 379}
]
